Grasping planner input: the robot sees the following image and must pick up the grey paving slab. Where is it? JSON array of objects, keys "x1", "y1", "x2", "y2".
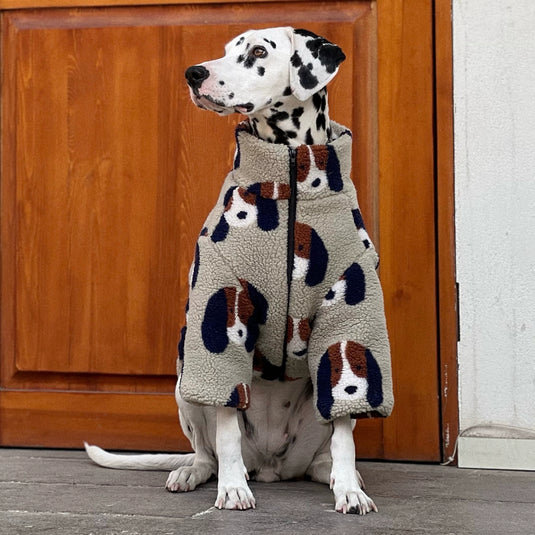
[{"x1": 0, "y1": 448, "x2": 534, "y2": 534}]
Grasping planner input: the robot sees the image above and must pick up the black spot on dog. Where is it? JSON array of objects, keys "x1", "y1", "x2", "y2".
[
  {"x1": 271, "y1": 111, "x2": 289, "y2": 123},
  {"x1": 312, "y1": 91, "x2": 327, "y2": 112},
  {"x1": 236, "y1": 36, "x2": 245, "y2": 46},
  {"x1": 312, "y1": 92, "x2": 323, "y2": 111},
  {"x1": 283, "y1": 86, "x2": 292, "y2": 96},
  {"x1": 306, "y1": 38, "x2": 346, "y2": 74},
  {"x1": 257, "y1": 66, "x2": 265, "y2": 76},
  {"x1": 291, "y1": 107, "x2": 304, "y2": 129},
  {"x1": 244, "y1": 54, "x2": 257, "y2": 69},
  {"x1": 237, "y1": 54, "x2": 245, "y2": 64},
  {"x1": 228, "y1": 92, "x2": 235, "y2": 99},
  {"x1": 219, "y1": 80, "x2": 225, "y2": 86},
  {"x1": 316, "y1": 113, "x2": 326, "y2": 131},
  {"x1": 263, "y1": 38, "x2": 277, "y2": 49},
  {"x1": 295, "y1": 28, "x2": 320, "y2": 39},
  {"x1": 305, "y1": 129, "x2": 314, "y2": 145},
  {"x1": 274, "y1": 101, "x2": 284, "y2": 108},
  {"x1": 290, "y1": 51, "x2": 302, "y2": 68},
  {"x1": 298, "y1": 66, "x2": 319, "y2": 90}
]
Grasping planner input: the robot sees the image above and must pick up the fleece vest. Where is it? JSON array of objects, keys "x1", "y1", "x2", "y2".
[{"x1": 178, "y1": 121, "x2": 393, "y2": 423}]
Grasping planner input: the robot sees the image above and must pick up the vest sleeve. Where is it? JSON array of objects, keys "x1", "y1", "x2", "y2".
[{"x1": 178, "y1": 237, "x2": 266, "y2": 410}]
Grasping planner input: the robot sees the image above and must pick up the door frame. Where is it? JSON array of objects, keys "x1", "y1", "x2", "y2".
[
  {"x1": 0, "y1": 0, "x2": 457, "y2": 462},
  {"x1": 433, "y1": 0, "x2": 458, "y2": 464}
]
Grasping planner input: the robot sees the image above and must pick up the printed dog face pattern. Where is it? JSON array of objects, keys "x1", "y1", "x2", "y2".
[
  {"x1": 296, "y1": 144, "x2": 343, "y2": 193},
  {"x1": 201, "y1": 280, "x2": 268, "y2": 354},
  {"x1": 322, "y1": 262, "x2": 366, "y2": 307},
  {"x1": 293, "y1": 222, "x2": 328, "y2": 287},
  {"x1": 317, "y1": 341, "x2": 383, "y2": 420},
  {"x1": 212, "y1": 183, "x2": 291, "y2": 242},
  {"x1": 226, "y1": 382, "x2": 251, "y2": 409},
  {"x1": 286, "y1": 316, "x2": 312, "y2": 359}
]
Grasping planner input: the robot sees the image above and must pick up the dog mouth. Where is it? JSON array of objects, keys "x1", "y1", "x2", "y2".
[{"x1": 191, "y1": 90, "x2": 254, "y2": 115}]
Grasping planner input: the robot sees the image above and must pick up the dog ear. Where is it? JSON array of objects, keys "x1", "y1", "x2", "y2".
[
  {"x1": 289, "y1": 28, "x2": 346, "y2": 101},
  {"x1": 305, "y1": 228, "x2": 329, "y2": 287},
  {"x1": 316, "y1": 349, "x2": 335, "y2": 420},
  {"x1": 255, "y1": 197, "x2": 279, "y2": 231},
  {"x1": 365, "y1": 348, "x2": 384, "y2": 408},
  {"x1": 326, "y1": 145, "x2": 343, "y2": 192},
  {"x1": 201, "y1": 288, "x2": 230, "y2": 353},
  {"x1": 211, "y1": 215, "x2": 230, "y2": 243},
  {"x1": 211, "y1": 187, "x2": 236, "y2": 243},
  {"x1": 343, "y1": 262, "x2": 366, "y2": 306}
]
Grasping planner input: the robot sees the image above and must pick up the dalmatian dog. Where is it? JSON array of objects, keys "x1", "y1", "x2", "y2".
[{"x1": 85, "y1": 27, "x2": 378, "y2": 515}]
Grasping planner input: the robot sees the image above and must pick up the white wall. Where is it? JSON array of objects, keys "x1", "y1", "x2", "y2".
[{"x1": 453, "y1": 0, "x2": 535, "y2": 469}]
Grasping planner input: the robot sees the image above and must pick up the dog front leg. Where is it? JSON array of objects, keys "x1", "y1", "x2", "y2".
[
  {"x1": 330, "y1": 415, "x2": 378, "y2": 515},
  {"x1": 215, "y1": 406, "x2": 256, "y2": 510}
]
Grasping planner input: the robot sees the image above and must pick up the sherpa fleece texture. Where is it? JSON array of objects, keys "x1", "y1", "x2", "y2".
[{"x1": 178, "y1": 122, "x2": 393, "y2": 423}]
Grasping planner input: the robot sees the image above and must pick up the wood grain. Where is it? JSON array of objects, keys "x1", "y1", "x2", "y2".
[
  {"x1": 0, "y1": 0, "x2": 308, "y2": 10},
  {"x1": 0, "y1": 391, "x2": 187, "y2": 451},
  {"x1": 375, "y1": 0, "x2": 441, "y2": 461}
]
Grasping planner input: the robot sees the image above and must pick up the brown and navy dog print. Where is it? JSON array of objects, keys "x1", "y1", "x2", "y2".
[
  {"x1": 293, "y1": 222, "x2": 328, "y2": 286},
  {"x1": 316, "y1": 340, "x2": 383, "y2": 420},
  {"x1": 201, "y1": 280, "x2": 268, "y2": 354},
  {"x1": 322, "y1": 262, "x2": 366, "y2": 308},
  {"x1": 296, "y1": 144, "x2": 343, "y2": 193},
  {"x1": 226, "y1": 382, "x2": 251, "y2": 409},
  {"x1": 286, "y1": 316, "x2": 312, "y2": 359},
  {"x1": 212, "y1": 183, "x2": 290, "y2": 242}
]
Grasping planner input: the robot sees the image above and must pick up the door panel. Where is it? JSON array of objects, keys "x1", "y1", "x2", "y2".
[{"x1": 0, "y1": 1, "x2": 441, "y2": 461}]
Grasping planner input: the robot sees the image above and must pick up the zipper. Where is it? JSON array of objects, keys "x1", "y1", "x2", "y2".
[{"x1": 281, "y1": 147, "x2": 298, "y2": 380}]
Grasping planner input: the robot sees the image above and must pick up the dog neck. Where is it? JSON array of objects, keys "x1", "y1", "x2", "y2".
[{"x1": 247, "y1": 88, "x2": 331, "y2": 148}]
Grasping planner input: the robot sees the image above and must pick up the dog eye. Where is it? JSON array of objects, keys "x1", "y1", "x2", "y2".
[{"x1": 251, "y1": 46, "x2": 267, "y2": 58}]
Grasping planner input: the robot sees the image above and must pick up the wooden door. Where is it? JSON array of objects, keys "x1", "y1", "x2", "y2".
[{"x1": 0, "y1": 0, "x2": 451, "y2": 462}]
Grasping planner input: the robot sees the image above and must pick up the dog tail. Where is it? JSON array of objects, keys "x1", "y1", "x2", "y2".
[{"x1": 84, "y1": 442, "x2": 195, "y2": 471}]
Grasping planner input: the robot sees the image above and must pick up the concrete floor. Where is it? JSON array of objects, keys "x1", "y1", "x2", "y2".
[{"x1": 0, "y1": 448, "x2": 534, "y2": 534}]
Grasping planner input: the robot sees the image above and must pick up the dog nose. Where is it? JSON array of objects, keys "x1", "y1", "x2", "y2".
[{"x1": 185, "y1": 65, "x2": 210, "y2": 90}]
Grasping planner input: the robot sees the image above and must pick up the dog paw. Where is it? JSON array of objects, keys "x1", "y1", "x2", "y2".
[
  {"x1": 215, "y1": 485, "x2": 256, "y2": 510},
  {"x1": 166, "y1": 465, "x2": 212, "y2": 493},
  {"x1": 215, "y1": 467, "x2": 255, "y2": 510},
  {"x1": 330, "y1": 474, "x2": 378, "y2": 515}
]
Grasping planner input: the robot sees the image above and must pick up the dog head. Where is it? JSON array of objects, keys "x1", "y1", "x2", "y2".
[
  {"x1": 296, "y1": 144, "x2": 343, "y2": 193},
  {"x1": 317, "y1": 341, "x2": 383, "y2": 420},
  {"x1": 201, "y1": 280, "x2": 268, "y2": 354},
  {"x1": 185, "y1": 27, "x2": 345, "y2": 116},
  {"x1": 286, "y1": 316, "x2": 312, "y2": 359},
  {"x1": 322, "y1": 262, "x2": 366, "y2": 307},
  {"x1": 211, "y1": 183, "x2": 290, "y2": 242}
]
